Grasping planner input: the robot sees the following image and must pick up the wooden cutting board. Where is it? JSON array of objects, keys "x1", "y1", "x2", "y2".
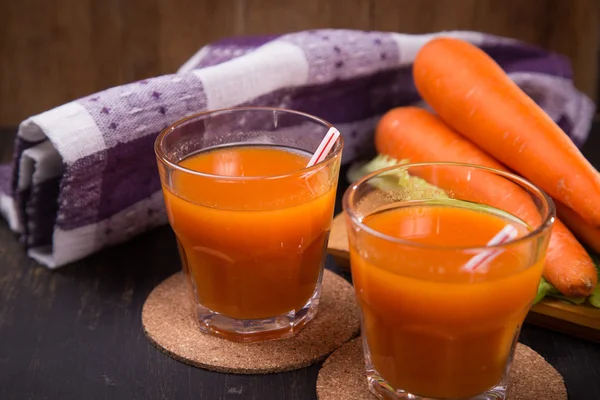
[{"x1": 327, "y1": 213, "x2": 600, "y2": 343}]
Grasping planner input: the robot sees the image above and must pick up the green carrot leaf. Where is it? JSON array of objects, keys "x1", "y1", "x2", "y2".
[{"x1": 534, "y1": 277, "x2": 554, "y2": 305}]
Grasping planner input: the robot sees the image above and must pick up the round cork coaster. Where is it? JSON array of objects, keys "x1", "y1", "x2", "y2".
[
  {"x1": 142, "y1": 269, "x2": 361, "y2": 374},
  {"x1": 316, "y1": 337, "x2": 566, "y2": 400}
]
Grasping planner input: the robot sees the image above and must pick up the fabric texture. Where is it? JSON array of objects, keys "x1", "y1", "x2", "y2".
[{"x1": 0, "y1": 29, "x2": 595, "y2": 268}]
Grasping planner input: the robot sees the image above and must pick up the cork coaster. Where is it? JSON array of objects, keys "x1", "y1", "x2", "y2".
[
  {"x1": 142, "y1": 269, "x2": 361, "y2": 374},
  {"x1": 316, "y1": 337, "x2": 566, "y2": 400}
]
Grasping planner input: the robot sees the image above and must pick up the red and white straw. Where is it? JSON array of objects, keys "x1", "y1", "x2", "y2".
[
  {"x1": 463, "y1": 224, "x2": 519, "y2": 272},
  {"x1": 306, "y1": 127, "x2": 341, "y2": 167}
]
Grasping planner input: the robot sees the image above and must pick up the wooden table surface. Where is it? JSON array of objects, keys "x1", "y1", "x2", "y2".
[{"x1": 1, "y1": 122, "x2": 600, "y2": 400}]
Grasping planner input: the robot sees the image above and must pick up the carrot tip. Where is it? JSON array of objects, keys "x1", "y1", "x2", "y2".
[{"x1": 565, "y1": 280, "x2": 596, "y2": 298}]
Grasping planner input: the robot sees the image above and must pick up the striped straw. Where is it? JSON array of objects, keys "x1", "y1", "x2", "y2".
[
  {"x1": 306, "y1": 127, "x2": 340, "y2": 167},
  {"x1": 463, "y1": 224, "x2": 519, "y2": 272}
]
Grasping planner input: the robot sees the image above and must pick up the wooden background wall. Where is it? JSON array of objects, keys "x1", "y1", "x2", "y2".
[{"x1": 1, "y1": 0, "x2": 599, "y2": 126}]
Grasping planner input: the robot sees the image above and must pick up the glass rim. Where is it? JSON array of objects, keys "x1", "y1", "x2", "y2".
[
  {"x1": 154, "y1": 106, "x2": 344, "y2": 181},
  {"x1": 343, "y1": 161, "x2": 556, "y2": 251}
]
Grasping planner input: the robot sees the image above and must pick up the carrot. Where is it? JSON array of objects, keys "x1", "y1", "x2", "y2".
[
  {"x1": 555, "y1": 201, "x2": 600, "y2": 254},
  {"x1": 375, "y1": 106, "x2": 597, "y2": 297},
  {"x1": 376, "y1": 107, "x2": 505, "y2": 170},
  {"x1": 413, "y1": 37, "x2": 600, "y2": 228}
]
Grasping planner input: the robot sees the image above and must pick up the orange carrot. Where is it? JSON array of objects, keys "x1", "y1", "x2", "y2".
[
  {"x1": 413, "y1": 37, "x2": 600, "y2": 228},
  {"x1": 376, "y1": 107, "x2": 505, "y2": 170},
  {"x1": 375, "y1": 106, "x2": 597, "y2": 297},
  {"x1": 555, "y1": 201, "x2": 600, "y2": 254}
]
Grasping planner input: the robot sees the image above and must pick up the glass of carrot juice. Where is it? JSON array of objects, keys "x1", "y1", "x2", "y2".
[
  {"x1": 343, "y1": 162, "x2": 554, "y2": 400},
  {"x1": 154, "y1": 107, "x2": 343, "y2": 343}
]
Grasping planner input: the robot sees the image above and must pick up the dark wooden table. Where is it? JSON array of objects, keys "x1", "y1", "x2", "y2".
[{"x1": 1, "y1": 122, "x2": 600, "y2": 400}]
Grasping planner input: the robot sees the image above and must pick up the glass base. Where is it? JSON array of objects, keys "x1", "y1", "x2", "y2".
[
  {"x1": 367, "y1": 372, "x2": 508, "y2": 400},
  {"x1": 363, "y1": 333, "x2": 511, "y2": 400},
  {"x1": 367, "y1": 369, "x2": 508, "y2": 400},
  {"x1": 192, "y1": 286, "x2": 321, "y2": 343}
]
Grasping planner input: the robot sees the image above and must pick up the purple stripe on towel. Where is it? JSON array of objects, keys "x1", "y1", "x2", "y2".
[
  {"x1": 479, "y1": 42, "x2": 573, "y2": 79},
  {"x1": 242, "y1": 66, "x2": 419, "y2": 125},
  {"x1": 24, "y1": 176, "x2": 60, "y2": 248},
  {"x1": 56, "y1": 133, "x2": 161, "y2": 230},
  {"x1": 97, "y1": 133, "x2": 161, "y2": 221},
  {"x1": 286, "y1": 67, "x2": 418, "y2": 124},
  {"x1": 55, "y1": 152, "x2": 106, "y2": 230}
]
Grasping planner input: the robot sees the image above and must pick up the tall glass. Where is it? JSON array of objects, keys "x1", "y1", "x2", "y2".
[
  {"x1": 343, "y1": 163, "x2": 554, "y2": 400},
  {"x1": 155, "y1": 107, "x2": 343, "y2": 343}
]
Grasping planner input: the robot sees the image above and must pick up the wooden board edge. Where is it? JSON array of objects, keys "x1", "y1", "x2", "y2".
[{"x1": 526, "y1": 309, "x2": 600, "y2": 343}]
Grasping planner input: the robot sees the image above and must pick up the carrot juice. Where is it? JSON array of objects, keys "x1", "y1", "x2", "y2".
[
  {"x1": 161, "y1": 144, "x2": 338, "y2": 323},
  {"x1": 349, "y1": 200, "x2": 545, "y2": 399}
]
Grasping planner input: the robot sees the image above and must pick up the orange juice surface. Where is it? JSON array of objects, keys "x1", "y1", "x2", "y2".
[
  {"x1": 162, "y1": 145, "x2": 336, "y2": 320},
  {"x1": 349, "y1": 201, "x2": 544, "y2": 399}
]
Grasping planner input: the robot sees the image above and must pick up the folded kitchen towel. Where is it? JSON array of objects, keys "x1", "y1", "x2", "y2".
[{"x1": 0, "y1": 29, "x2": 595, "y2": 268}]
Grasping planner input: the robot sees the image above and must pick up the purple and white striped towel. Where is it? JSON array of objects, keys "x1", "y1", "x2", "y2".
[{"x1": 0, "y1": 30, "x2": 595, "y2": 268}]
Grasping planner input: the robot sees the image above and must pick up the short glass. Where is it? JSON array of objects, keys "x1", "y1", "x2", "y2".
[
  {"x1": 343, "y1": 163, "x2": 554, "y2": 400},
  {"x1": 155, "y1": 107, "x2": 343, "y2": 343}
]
